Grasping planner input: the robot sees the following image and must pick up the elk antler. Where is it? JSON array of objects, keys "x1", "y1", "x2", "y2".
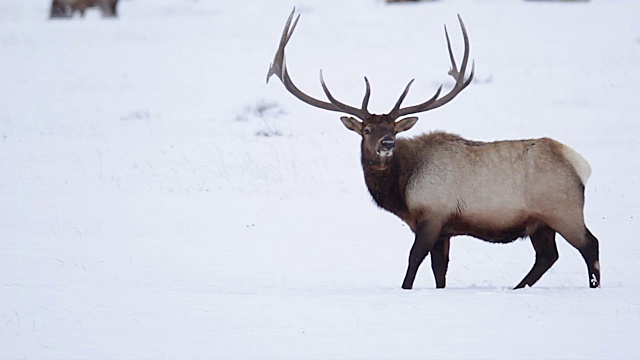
[
  {"x1": 267, "y1": 9, "x2": 474, "y2": 121},
  {"x1": 266, "y1": 8, "x2": 372, "y2": 120},
  {"x1": 388, "y1": 14, "x2": 475, "y2": 119}
]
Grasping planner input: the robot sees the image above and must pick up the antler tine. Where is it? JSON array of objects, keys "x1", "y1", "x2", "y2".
[
  {"x1": 361, "y1": 77, "x2": 371, "y2": 114},
  {"x1": 319, "y1": 71, "x2": 371, "y2": 119},
  {"x1": 389, "y1": 78, "x2": 441, "y2": 117},
  {"x1": 389, "y1": 79, "x2": 415, "y2": 115},
  {"x1": 444, "y1": 25, "x2": 458, "y2": 78},
  {"x1": 457, "y1": 13, "x2": 471, "y2": 83},
  {"x1": 267, "y1": 8, "x2": 371, "y2": 120},
  {"x1": 390, "y1": 15, "x2": 474, "y2": 119},
  {"x1": 388, "y1": 82, "x2": 443, "y2": 119},
  {"x1": 266, "y1": 8, "x2": 298, "y2": 84}
]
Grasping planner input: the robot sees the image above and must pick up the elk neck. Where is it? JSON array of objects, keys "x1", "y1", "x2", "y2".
[{"x1": 360, "y1": 140, "x2": 414, "y2": 227}]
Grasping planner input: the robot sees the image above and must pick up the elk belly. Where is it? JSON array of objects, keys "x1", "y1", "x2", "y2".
[{"x1": 443, "y1": 208, "x2": 540, "y2": 243}]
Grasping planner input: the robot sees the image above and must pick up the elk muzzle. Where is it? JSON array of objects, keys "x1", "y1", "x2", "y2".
[{"x1": 377, "y1": 136, "x2": 395, "y2": 157}]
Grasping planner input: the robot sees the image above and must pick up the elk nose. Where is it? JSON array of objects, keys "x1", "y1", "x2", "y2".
[{"x1": 381, "y1": 137, "x2": 395, "y2": 151}]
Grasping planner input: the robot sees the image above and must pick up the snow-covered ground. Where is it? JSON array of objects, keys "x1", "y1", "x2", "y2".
[{"x1": 1, "y1": 0, "x2": 639, "y2": 358}]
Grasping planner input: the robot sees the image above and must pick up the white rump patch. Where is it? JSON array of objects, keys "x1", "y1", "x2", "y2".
[{"x1": 561, "y1": 144, "x2": 592, "y2": 185}]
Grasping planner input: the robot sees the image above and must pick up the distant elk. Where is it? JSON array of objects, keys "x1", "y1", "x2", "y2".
[
  {"x1": 267, "y1": 9, "x2": 600, "y2": 289},
  {"x1": 50, "y1": 0, "x2": 119, "y2": 18}
]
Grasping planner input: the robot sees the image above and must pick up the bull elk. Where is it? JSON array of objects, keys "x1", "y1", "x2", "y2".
[{"x1": 266, "y1": 9, "x2": 600, "y2": 289}]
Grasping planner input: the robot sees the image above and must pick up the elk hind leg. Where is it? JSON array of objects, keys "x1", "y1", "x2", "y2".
[
  {"x1": 579, "y1": 228, "x2": 600, "y2": 288},
  {"x1": 430, "y1": 236, "x2": 450, "y2": 289},
  {"x1": 555, "y1": 224, "x2": 600, "y2": 288},
  {"x1": 515, "y1": 225, "x2": 558, "y2": 289}
]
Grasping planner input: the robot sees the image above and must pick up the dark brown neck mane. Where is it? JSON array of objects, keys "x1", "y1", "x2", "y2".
[{"x1": 360, "y1": 141, "x2": 416, "y2": 229}]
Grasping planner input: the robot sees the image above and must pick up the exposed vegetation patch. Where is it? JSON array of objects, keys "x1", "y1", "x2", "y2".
[{"x1": 236, "y1": 99, "x2": 287, "y2": 137}]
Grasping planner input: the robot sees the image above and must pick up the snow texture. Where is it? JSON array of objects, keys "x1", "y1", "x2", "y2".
[{"x1": 1, "y1": 0, "x2": 639, "y2": 358}]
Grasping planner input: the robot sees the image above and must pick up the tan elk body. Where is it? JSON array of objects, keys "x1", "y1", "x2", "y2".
[
  {"x1": 267, "y1": 9, "x2": 601, "y2": 289},
  {"x1": 380, "y1": 132, "x2": 591, "y2": 235}
]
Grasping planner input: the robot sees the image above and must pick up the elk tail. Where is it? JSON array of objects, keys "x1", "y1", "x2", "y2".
[{"x1": 561, "y1": 144, "x2": 592, "y2": 185}]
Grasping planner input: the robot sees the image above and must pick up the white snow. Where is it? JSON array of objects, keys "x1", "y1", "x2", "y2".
[{"x1": 1, "y1": 0, "x2": 639, "y2": 358}]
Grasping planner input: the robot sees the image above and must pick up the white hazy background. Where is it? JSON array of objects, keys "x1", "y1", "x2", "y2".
[{"x1": 1, "y1": 0, "x2": 639, "y2": 358}]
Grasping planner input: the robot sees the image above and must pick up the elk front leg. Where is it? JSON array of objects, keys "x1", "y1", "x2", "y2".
[
  {"x1": 431, "y1": 236, "x2": 451, "y2": 289},
  {"x1": 402, "y1": 221, "x2": 441, "y2": 290}
]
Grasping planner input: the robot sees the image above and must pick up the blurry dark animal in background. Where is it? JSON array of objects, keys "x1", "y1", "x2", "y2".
[{"x1": 50, "y1": 0, "x2": 118, "y2": 18}]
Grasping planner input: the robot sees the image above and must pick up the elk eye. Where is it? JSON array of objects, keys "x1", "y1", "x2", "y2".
[{"x1": 364, "y1": 128, "x2": 371, "y2": 135}]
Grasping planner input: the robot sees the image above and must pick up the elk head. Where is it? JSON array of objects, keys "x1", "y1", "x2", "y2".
[
  {"x1": 340, "y1": 114, "x2": 417, "y2": 170},
  {"x1": 266, "y1": 9, "x2": 474, "y2": 170}
]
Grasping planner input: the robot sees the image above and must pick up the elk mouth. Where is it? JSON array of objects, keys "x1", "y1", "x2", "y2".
[{"x1": 377, "y1": 149, "x2": 394, "y2": 157}]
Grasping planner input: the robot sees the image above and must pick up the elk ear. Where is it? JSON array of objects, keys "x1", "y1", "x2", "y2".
[
  {"x1": 394, "y1": 117, "x2": 418, "y2": 133},
  {"x1": 340, "y1": 116, "x2": 363, "y2": 134}
]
